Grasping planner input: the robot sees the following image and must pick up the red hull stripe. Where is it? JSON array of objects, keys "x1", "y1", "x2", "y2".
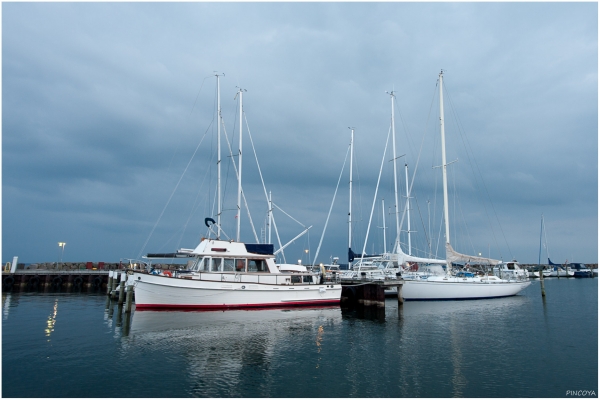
[{"x1": 135, "y1": 299, "x2": 340, "y2": 311}]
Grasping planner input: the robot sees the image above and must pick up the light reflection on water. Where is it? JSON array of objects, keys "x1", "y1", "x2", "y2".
[{"x1": 2, "y1": 279, "x2": 598, "y2": 398}]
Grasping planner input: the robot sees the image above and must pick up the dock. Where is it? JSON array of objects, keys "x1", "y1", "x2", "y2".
[{"x1": 341, "y1": 279, "x2": 404, "y2": 307}]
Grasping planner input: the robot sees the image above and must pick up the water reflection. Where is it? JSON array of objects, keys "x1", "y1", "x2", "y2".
[
  {"x1": 3, "y1": 292, "x2": 11, "y2": 320},
  {"x1": 125, "y1": 307, "x2": 342, "y2": 396},
  {"x1": 45, "y1": 298, "x2": 59, "y2": 339}
]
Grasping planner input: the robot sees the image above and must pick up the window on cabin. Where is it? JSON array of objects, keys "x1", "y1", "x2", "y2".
[
  {"x1": 223, "y1": 259, "x2": 235, "y2": 272},
  {"x1": 211, "y1": 258, "x2": 222, "y2": 272},
  {"x1": 196, "y1": 258, "x2": 207, "y2": 271},
  {"x1": 248, "y1": 259, "x2": 267, "y2": 272},
  {"x1": 235, "y1": 259, "x2": 246, "y2": 272},
  {"x1": 507, "y1": 263, "x2": 515, "y2": 270}
]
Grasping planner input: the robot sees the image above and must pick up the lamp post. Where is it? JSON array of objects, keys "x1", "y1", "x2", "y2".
[{"x1": 58, "y1": 242, "x2": 66, "y2": 264}]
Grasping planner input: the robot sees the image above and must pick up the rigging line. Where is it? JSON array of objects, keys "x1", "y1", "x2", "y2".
[
  {"x1": 243, "y1": 113, "x2": 271, "y2": 215},
  {"x1": 271, "y1": 215, "x2": 286, "y2": 263},
  {"x1": 361, "y1": 124, "x2": 392, "y2": 260},
  {"x1": 312, "y1": 143, "x2": 351, "y2": 266},
  {"x1": 221, "y1": 108, "x2": 258, "y2": 242},
  {"x1": 136, "y1": 123, "x2": 211, "y2": 260},
  {"x1": 395, "y1": 83, "x2": 439, "y2": 256},
  {"x1": 189, "y1": 74, "x2": 213, "y2": 117},
  {"x1": 444, "y1": 82, "x2": 510, "y2": 259},
  {"x1": 179, "y1": 145, "x2": 218, "y2": 247},
  {"x1": 272, "y1": 203, "x2": 306, "y2": 228}
]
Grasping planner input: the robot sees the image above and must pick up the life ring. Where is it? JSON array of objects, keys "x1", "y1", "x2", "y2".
[{"x1": 163, "y1": 270, "x2": 172, "y2": 277}]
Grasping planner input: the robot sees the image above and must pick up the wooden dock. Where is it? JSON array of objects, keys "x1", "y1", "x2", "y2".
[{"x1": 341, "y1": 279, "x2": 404, "y2": 307}]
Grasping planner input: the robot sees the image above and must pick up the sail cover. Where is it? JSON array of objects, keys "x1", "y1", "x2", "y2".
[
  {"x1": 395, "y1": 247, "x2": 446, "y2": 265},
  {"x1": 445, "y1": 243, "x2": 500, "y2": 265}
]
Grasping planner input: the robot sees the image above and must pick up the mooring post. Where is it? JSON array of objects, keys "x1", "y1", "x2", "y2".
[
  {"x1": 118, "y1": 272, "x2": 127, "y2": 305},
  {"x1": 106, "y1": 271, "x2": 114, "y2": 295},
  {"x1": 111, "y1": 271, "x2": 119, "y2": 296},
  {"x1": 539, "y1": 265, "x2": 546, "y2": 297},
  {"x1": 397, "y1": 283, "x2": 404, "y2": 305},
  {"x1": 125, "y1": 279, "x2": 134, "y2": 313}
]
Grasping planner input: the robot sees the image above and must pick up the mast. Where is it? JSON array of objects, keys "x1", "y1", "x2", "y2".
[
  {"x1": 348, "y1": 127, "x2": 354, "y2": 266},
  {"x1": 268, "y1": 191, "x2": 272, "y2": 244},
  {"x1": 389, "y1": 91, "x2": 401, "y2": 253},
  {"x1": 405, "y1": 163, "x2": 412, "y2": 255},
  {"x1": 439, "y1": 71, "x2": 451, "y2": 271},
  {"x1": 216, "y1": 73, "x2": 222, "y2": 239},
  {"x1": 382, "y1": 199, "x2": 387, "y2": 254},
  {"x1": 236, "y1": 88, "x2": 245, "y2": 242}
]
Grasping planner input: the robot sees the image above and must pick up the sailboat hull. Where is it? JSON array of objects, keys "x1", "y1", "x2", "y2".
[{"x1": 402, "y1": 277, "x2": 531, "y2": 301}]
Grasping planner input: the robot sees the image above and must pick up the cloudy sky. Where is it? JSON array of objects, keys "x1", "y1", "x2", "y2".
[{"x1": 2, "y1": 2, "x2": 597, "y2": 265}]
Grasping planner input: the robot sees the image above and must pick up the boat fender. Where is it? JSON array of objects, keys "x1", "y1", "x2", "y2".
[
  {"x1": 4, "y1": 276, "x2": 14, "y2": 286},
  {"x1": 92, "y1": 277, "x2": 102, "y2": 288},
  {"x1": 74, "y1": 277, "x2": 83, "y2": 286},
  {"x1": 163, "y1": 270, "x2": 172, "y2": 277}
]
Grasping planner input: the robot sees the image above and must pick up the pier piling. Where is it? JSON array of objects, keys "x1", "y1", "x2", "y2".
[
  {"x1": 125, "y1": 280, "x2": 134, "y2": 313},
  {"x1": 118, "y1": 272, "x2": 126, "y2": 305},
  {"x1": 107, "y1": 271, "x2": 114, "y2": 295}
]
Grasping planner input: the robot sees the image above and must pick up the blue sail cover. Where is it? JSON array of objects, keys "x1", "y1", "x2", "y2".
[{"x1": 245, "y1": 244, "x2": 274, "y2": 255}]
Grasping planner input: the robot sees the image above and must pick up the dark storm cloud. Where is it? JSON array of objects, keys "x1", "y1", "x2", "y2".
[{"x1": 2, "y1": 2, "x2": 597, "y2": 264}]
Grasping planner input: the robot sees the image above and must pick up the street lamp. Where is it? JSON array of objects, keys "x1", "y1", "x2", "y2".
[{"x1": 58, "y1": 242, "x2": 66, "y2": 263}]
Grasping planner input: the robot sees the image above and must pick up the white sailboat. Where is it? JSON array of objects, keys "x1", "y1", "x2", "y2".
[
  {"x1": 401, "y1": 71, "x2": 530, "y2": 300},
  {"x1": 130, "y1": 76, "x2": 342, "y2": 310}
]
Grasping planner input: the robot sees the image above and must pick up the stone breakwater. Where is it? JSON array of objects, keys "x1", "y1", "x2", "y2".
[{"x1": 5, "y1": 261, "x2": 186, "y2": 271}]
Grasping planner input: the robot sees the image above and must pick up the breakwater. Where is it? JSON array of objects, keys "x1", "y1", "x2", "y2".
[{"x1": 0, "y1": 262, "x2": 184, "y2": 292}]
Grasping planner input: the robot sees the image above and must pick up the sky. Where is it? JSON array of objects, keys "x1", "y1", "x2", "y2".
[{"x1": 2, "y1": 2, "x2": 598, "y2": 265}]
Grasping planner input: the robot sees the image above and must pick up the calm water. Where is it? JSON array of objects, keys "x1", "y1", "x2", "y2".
[{"x1": 2, "y1": 278, "x2": 598, "y2": 398}]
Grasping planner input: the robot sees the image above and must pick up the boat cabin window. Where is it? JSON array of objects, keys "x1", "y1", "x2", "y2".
[
  {"x1": 506, "y1": 263, "x2": 515, "y2": 270},
  {"x1": 248, "y1": 259, "x2": 267, "y2": 272},
  {"x1": 195, "y1": 258, "x2": 208, "y2": 271},
  {"x1": 211, "y1": 258, "x2": 222, "y2": 272},
  {"x1": 223, "y1": 258, "x2": 235, "y2": 272}
]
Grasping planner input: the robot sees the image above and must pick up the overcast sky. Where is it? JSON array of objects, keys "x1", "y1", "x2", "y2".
[{"x1": 2, "y1": 2, "x2": 598, "y2": 265}]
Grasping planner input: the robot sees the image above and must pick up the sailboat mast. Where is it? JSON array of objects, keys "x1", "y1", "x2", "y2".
[
  {"x1": 538, "y1": 214, "x2": 544, "y2": 266},
  {"x1": 236, "y1": 88, "x2": 244, "y2": 242},
  {"x1": 439, "y1": 71, "x2": 451, "y2": 250},
  {"x1": 390, "y1": 91, "x2": 401, "y2": 252},
  {"x1": 268, "y1": 191, "x2": 272, "y2": 244},
  {"x1": 405, "y1": 163, "x2": 412, "y2": 255},
  {"x1": 348, "y1": 127, "x2": 354, "y2": 266},
  {"x1": 382, "y1": 199, "x2": 387, "y2": 254},
  {"x1": 216, "y1": 73, "x2": 222, "y2": 239}
]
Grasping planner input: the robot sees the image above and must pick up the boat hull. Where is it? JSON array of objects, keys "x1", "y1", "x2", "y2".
[
  {"x1": 131, "y1": 273, "x2": 342, "y2": 310},
  {"x1": 402, "y1": 278, "x2": 531, "y2": 301}
]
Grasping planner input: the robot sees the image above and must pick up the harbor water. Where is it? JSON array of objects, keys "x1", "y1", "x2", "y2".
[{"x1": 2, "y1": 278, "x2": 597, "y2": 397}]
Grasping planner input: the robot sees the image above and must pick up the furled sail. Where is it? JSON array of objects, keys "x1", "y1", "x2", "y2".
[
  {"x1": 395, "y1": 247, "x2": 446, "y2": 265},
  {"x1": 445, "y1": 243, "x2": 500, "y2": 265}
]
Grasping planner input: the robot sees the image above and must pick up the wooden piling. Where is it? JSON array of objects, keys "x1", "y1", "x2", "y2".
[
  {"x1": 397, "y1": 283, "x2": 404, "y2": 305},
  {"x1": 539, "y1": 265, "x2": 546, "y2": 297},
  {"x1": 125, "y1": 281, "x2": 134, "y2": 313},
  {"x1": 118, "y1": 272, "x2": 126, "y2": 305},
  {"x1": 106, "y1": 271, "x2": 114, "y2": 295}
]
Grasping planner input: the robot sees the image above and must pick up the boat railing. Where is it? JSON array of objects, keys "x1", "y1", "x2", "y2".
[{"x1": 192, "y1": 272, "x2": 339, "y2": 285}]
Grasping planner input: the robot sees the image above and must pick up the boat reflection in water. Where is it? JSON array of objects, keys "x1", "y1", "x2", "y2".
[
  {"x1": 126, "y1": 306, "x2": 343, "y2": 396},
  {"x1": 130, "y1": 305, "x2": 342, "y2": 335}
]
